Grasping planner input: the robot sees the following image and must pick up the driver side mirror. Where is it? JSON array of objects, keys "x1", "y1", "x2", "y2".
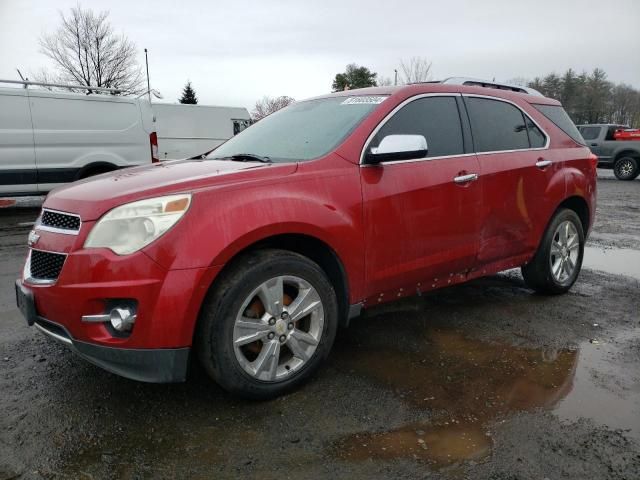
[{"x1": 364, "y1": 134, "x2": 428, "y2": 164}]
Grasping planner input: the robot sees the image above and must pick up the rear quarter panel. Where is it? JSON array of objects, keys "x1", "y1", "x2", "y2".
[
  {"x1": 610, "y1": 141, "x2": 640, "y2": 160},
  {"x1": 524, "y1": 102, "x2": 596, "y2": 240}
]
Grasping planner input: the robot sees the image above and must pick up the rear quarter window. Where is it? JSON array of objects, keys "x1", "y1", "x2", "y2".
[{"x1": 533, "y1": 104, "x2": 585, "y2": 145}]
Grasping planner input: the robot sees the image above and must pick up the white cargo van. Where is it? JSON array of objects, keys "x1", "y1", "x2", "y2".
[
  {"x1": 0, "y1": 80, "x2": 157, "y2": 196},
  {"x1": 153, "y1": 103, "x2": 251, "y2": 160}
]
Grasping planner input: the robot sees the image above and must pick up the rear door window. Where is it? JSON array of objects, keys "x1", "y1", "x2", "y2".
[
  {"x1": 526, "y1": 119, "x2": 547, "y2": 148},
  {"x1": 465, "y1": 97, "x2": 530, "y2": 152},
  {"x1": 579, "y1": 126, "x2": 601, "y2": 141},
  {"x1": 369, "y1": 96, "x2": 464, "y2": 158}
]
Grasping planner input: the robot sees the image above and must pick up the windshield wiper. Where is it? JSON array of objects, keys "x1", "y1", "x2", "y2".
[{"x1": 213, "y1": 153, "x2": 272, "y2": 163}]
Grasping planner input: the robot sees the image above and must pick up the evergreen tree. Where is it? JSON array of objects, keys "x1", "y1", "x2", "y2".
[
  {"x1": 527, "y1": 68, "x2": 640, "y2": 127},
  {"x1": 584, "y1": 68, "x2": 611, "y2": 124},
  {"x1": 179, "y1": 81, "x2": 198, "y2": 104},
  {"x1": 542, "y1": 73, "x2": 563, "y2": 100},
  {"x1": 560, "y1": 69, "x2": 580, "y2": 121},
  {"x1": 332, "y1": 64, "x2": 377, "y2": 92}
]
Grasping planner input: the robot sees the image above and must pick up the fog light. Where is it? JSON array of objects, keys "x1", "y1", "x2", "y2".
[{"x1": 110, "y1": 307, "x2": 135, "y2": 332}]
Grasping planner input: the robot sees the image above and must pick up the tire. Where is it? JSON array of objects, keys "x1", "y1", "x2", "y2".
[
  {"x1": 521, "y1": 209, "x2": 584, "y2": 295},
  {"x1": 196, "y1": 249, "x2": 338, "y2": 399},
  {"x1": 613, "y1": 156, "x2": 639, "y2": 181}
]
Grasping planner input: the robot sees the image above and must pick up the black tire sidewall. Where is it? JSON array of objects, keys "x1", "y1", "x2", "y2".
[
  {"x1": 198, "y1": 250, "x2": 338, "y2": 399},
  {"x1": 535, "y1": 209, "x2": 585, "y2": 292},
  {"x1": 614, "y1": 157, "x2": 638, "y2": 181}
]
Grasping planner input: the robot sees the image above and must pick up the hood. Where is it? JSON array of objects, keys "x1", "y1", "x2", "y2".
[{"x1": 44, "y1": 159, "x2": 297, "y2": 220}]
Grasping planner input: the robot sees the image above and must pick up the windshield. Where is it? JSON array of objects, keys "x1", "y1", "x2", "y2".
[{"x1": 207, "y1": 95, "x2": 387, "y2": 162}]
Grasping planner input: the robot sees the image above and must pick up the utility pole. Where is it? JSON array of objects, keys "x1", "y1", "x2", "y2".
[
  {"x1": 394, "y1": 69, "x2": 398, "y2": 86},
  {"x1": 144, "y1": 48, "x2": 151, "y2": 102}
]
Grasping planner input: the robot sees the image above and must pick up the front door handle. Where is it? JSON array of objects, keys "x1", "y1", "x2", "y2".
[
  {"x1": 590, "y1": 143, "x2": 598, "y2": 147},
  {"x1": 535, "y1": 159, "x2": 552, "y2": 169},
  {"x1": 453, "y1": 173, "x2": 479, "y2": 184}
]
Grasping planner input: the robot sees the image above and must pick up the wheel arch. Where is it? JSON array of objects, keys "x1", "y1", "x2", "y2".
[
  {"x1": 528, "y1": 194, "x2": 590, "y2": 266},
  {"x1": 195, "y1": 232, "x2": 352, "y2": 337},
  {"x1": 613, "y1": 148, "x2": 640, "y2": 162},
  {"x1": 556, "y1": 195, "x2": 590, "y2": 235},
  {"x1": 75, "y1": 161, "x2": 118, "y2": 180}
]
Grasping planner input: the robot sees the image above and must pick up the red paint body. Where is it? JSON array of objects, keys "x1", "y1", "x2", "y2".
[{"x1": 22, "y1": 84, "x2": 597, "y2": 352}]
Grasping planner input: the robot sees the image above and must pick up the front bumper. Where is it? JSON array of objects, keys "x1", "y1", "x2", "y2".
[
  {"x1": 18, "y1": 279, "x2": 189, "y2": 383},
  {"x1": 36, "y1": 317, "x2": 189, "y2": 383},
  {"x1": 16, "y1": 247, "x2": 220, "y2": 382}
]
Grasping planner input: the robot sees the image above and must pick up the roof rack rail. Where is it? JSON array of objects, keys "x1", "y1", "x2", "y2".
[
  {"x1": 0, "y1": 78, "x2": 123, "y2": 94},
  {"x1": 438, "y1": 77, "x2": 543, "y2": 96}
]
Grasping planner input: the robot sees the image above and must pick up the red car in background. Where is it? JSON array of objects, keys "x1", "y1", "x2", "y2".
[{"x1": 16, "y1": 78, "x2": 597, "y2": 399}]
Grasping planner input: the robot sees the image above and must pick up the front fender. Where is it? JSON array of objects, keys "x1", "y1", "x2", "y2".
[{"x1": 142, "y1": 158, "x2": 366, "y2": 301}]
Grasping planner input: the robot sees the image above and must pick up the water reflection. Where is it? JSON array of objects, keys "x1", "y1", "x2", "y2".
[
  {"x1": 334, "y1": 329, "x2": 578, "y2": 466},
  {"x1": 583, "y1": 246, "x2": 640, "y2": 280}
]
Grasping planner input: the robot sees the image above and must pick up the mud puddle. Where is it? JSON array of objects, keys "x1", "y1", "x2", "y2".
[
  {"x1": 583, "y1": 246, "x2": 640, "y2": 280},
  {"x1": 333, "y1": 326, "x2": 640, "y2": 467}
]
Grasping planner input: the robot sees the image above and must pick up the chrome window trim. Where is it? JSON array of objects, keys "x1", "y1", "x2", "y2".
[
  {"x1": 23, "y1": 248, "x2": 68, "y2": 286},
  {"x1": 38, "y1": 208, "x2": 82, "y2": 236},
  {"x1": 359, "y1": 92, "x2": 550, "y2": 167},
  {"x1": 360, "y1": 152, "x2": 477, "y2": 167}
]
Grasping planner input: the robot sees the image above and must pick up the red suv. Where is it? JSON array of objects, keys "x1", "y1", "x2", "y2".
[{"x1": 15, "y1": 79, "x2": 597, "y2": 398}]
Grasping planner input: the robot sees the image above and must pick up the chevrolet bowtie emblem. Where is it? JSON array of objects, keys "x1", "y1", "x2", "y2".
[{"x1": 28, "y1": 230, "x2": 40, "y2": 247}]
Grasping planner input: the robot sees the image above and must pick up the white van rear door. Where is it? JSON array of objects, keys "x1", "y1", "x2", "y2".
[{"x1": 0, "y1": 88, "x2": 37, "y2": 195}]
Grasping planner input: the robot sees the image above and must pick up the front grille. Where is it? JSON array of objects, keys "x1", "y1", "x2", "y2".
[
  {"x1": 30, "y1": 250, "x2": 66, "y2": 280},
  {"x1": 41, "y1": 210, "x2": 81, "y2": 232}
]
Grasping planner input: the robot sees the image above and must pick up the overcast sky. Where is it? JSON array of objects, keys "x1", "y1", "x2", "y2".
[{"x1": 1, "y1": 0, "x2": 639, "y2": 111}]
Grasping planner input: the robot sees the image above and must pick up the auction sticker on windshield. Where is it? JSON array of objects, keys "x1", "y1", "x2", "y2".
[{"x1": 341, "y1": 96, "x2": 387, "y2": 105}]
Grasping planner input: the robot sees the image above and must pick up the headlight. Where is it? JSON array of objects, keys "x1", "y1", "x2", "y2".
[{"x1": 84, "y1": 194, "x2": 191, "y2": 255}]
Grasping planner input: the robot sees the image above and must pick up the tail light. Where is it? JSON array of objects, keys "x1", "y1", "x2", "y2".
[
  {"x1": 150, "y1": 132, "x2": 159, "y2": 163},
  {"x1": 589, "y1": 153, "x2": 598, "y2": 170}
]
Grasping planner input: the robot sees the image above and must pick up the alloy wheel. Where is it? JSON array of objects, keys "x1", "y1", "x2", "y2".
[
  {"x1": 232, "y1": 275, "x2": 324, "y2": 382},
  {"x1": 616, "y1": 159, "x2": 634, "y2": 179},
  {"x1": 549, "y1": 220, "x2": 580, "y2": 283}
]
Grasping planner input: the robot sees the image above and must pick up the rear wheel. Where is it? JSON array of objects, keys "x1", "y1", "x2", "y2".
[
  {"x1": 521, "y1": 209, "x2": 584, "y2": 295},
  {"x1": 613, "y1": 156, "x2": 639, "y2": 180},
  {"x1": 196, "y1": 249, "x2": 338, "y2": 399}
]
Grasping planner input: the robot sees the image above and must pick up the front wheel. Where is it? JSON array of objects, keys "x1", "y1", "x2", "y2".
[
  {"x1": 196, "y1": 249, "x2": 338, "y2": 399},
  {"x1": 613, "y1": 156, "x2": 639, "y2": 181},
  {"x1": 521, "y1": 209, "x2": 585, "y2": 295}
]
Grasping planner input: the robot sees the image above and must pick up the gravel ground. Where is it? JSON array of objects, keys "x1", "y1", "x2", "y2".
[{"x1": 0, "y1": 173, "x2": 639, "y2": 479}]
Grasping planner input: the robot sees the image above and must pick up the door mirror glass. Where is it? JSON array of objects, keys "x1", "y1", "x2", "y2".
[{"x1": 366, "y1": 134, "x2": 428, "y2": 163}]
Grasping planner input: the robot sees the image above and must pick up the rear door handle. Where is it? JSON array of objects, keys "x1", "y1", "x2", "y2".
[
  {"x1": 590, "y1": 143, "x2": 598, "y2": 147},
  {"x1": 535, "y1": 159, "x2": 552, "y2": 169},
  {"x1": 453, "y1": 173, "x2": 479, "y2": 184}
]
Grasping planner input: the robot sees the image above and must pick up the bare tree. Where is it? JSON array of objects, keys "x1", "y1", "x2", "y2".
[
  {"x1": 252, "y1": 96, "x2": 295, "y2": 121},
  {"x1": 376, "y1": 76, "x2": 393, "y2": 87},
  {"x1": 38, "y1": 6, "x2": 143, "y2": 94},
  {"x1": 399, "y1": 57, "x2": 432, "y2": 84}
]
